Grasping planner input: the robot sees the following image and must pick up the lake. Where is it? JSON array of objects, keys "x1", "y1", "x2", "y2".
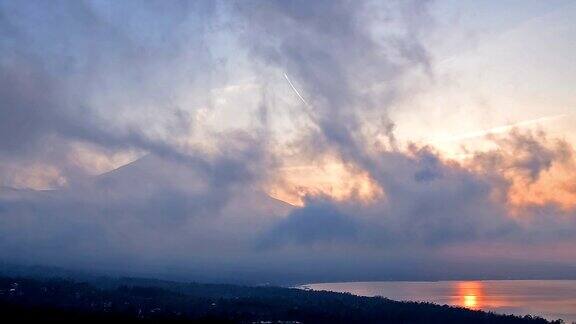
[{"x1": 301, "y1": 280, "x2": 576, "y2": 323}]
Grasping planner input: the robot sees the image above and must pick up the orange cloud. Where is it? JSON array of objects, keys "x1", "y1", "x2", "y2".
[
  {"x1": 463, "y1": 130, "x2": 576, "y2": 213},
  {"x1": 268, "y1": 158, "x2": 384, "y2": 206}
]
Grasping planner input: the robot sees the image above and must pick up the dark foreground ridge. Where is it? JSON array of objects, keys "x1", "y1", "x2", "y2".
[{"x1": 0, "y1": 276, "x2": 561, "y2": 324}]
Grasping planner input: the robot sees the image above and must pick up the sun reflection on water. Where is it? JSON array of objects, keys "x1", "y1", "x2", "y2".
[
  {"x1": 454, "y1": 281, "x2": 484, "y2": 309},
  {"x1": 463, "y1": 294, "x2": 478, "y2": 308},
  {"x1": 303, "y1": 280, "x2": 576, "y2": 323}
]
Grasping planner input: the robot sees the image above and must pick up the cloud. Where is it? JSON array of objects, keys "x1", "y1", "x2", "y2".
[
  {"x1": 0, "y1": 1, "x2": 226, "y2": 179},
  {"x1": 235, "y1": 0, "x2": 433, "y2": 161},
  {"x1": 268, "y1": 133, "x2": 576, "y2": 249},
  {"x1": 0, "y1": 1, "x2": 575, "y2": 285},
  {"x1": 257, "y1": 198, "x2": 358, "y2": 248},
  {"x1": 468, "y1": 130, "x2": 576, "y2": 211}
]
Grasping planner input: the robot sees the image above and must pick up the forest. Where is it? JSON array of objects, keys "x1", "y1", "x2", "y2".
[{"x1": 0, "y1": 275, "x2": 562, "y2": 323}]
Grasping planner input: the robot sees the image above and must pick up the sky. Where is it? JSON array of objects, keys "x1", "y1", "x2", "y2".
[{"x1": 0, "y1": 0, "x2": 575, "y2": 284}]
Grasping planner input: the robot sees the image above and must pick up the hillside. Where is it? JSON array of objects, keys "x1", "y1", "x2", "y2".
[{"x1": 0, "y1": 275, "x2": 561, "y2": 324}]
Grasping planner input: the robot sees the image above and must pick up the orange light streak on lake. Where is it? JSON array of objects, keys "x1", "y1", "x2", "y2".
[
  {"x1": 302, "y1": 280, "x2": 576, "y2": 323},
  {"x1": 453, "y1": 281, "x2": 492, "y2": 310}
]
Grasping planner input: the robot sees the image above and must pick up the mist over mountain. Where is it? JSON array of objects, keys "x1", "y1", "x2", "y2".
[{"x1": 0, "y1": 0, "x2": 576, "y2": 286}]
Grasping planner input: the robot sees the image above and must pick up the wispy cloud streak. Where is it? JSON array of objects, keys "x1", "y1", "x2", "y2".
[{"x1": 433, "y1": 114, "x2": 569, "y2": 143}]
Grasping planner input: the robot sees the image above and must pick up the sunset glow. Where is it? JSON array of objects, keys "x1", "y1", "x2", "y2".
[
  {"x1": 268, "y1": 161, "x2": 384, "y2": 206},
  {"x1": 455, "y1": 282, "x2": 484, "y2": 309},
  {"x1": 463, "y1": 295, "x2": 478, "y2": 308}
]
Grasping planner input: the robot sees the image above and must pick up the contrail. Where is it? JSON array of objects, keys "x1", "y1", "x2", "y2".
[
  {"x1": 284, "y1": 73, "x2": 309, "y2": 107},
  {"x1": 434, "y1": 113, "x2": 569, "y2": 143}
]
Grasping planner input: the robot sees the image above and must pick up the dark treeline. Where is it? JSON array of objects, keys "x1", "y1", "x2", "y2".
[{"x1": 0, "y1": 276, "x2": 562, "y2": 323}]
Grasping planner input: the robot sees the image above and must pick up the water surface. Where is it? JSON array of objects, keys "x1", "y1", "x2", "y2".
[{"x1": 302, "y1": 280, "x2": 576, "y2": 323}]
